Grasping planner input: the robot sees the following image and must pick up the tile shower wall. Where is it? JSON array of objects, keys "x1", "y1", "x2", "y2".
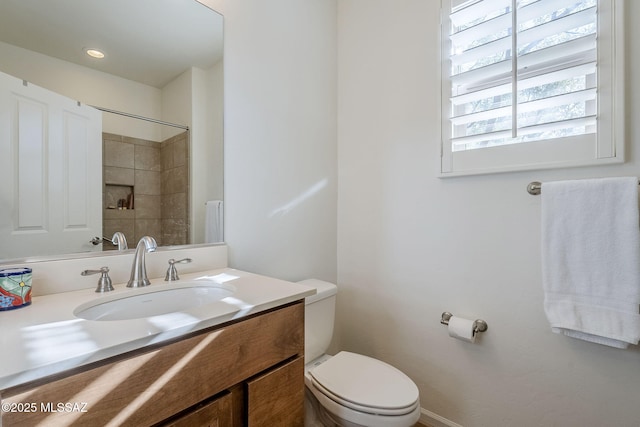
[
  {"x1": 102, "y1": 132, "x2": 189, "y2": 250},
  {"x1": 160, "y1": 132, "x2": 190, "y2": 246}
]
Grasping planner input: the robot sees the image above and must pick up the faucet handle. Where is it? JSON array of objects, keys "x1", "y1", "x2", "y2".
[
  {"x1": 81, "y1": 267, "x2": 114, "y2": 293},
  {"x1": 165, "y1": 258, "x2": 192, "y2": 281}
]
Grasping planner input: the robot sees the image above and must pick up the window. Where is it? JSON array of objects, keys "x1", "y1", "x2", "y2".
[{"x1": 440, "y1": 0, "x2": 624, "y2": 175}]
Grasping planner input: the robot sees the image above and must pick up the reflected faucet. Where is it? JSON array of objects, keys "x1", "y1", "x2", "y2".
[
  {"x1": 127, "y1": 236, "x2": 157, "y2": 288},
  {"x1": 111, "y1": 232, "x2": 128, "y2": 250}
]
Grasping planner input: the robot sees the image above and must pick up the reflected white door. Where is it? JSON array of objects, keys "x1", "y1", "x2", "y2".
[{"x1": 0, "y1": 71, "x2": 102, "y2": 259}]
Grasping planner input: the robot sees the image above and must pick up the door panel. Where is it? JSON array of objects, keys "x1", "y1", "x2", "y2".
[{"x1": 0, "y1": 71, "x2": 102, "y2": 259}]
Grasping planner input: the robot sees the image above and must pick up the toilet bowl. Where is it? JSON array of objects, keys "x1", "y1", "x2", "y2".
[{"x1": 300, "y1": 279, "x2": 420, "y2": 427}]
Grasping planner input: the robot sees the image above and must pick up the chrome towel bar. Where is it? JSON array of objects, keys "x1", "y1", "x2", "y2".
[
  {"x1": 527, "y1": 180, "x2": 640, "y2": 196},
  {"x1": 527, "y1": 181, "x2": 542, "y2": 195}
]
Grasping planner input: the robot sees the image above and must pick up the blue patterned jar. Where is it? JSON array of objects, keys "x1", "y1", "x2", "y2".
[{"x1": 0, "y1": 268, "x2": 32, "y2": 310}]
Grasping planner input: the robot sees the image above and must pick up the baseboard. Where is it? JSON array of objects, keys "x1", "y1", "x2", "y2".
[{"x1": 420, "y1": 408, "x2": 463, "y2": 427}]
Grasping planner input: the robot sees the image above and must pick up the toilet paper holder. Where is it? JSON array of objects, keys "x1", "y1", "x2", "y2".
[{"x1": 440, "y1": 312, "x2": 488, "y2": 335}]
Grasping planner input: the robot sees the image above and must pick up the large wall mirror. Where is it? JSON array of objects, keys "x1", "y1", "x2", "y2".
[{"x1": 0, "y1": 0, "x2": 224, "y2": 263}]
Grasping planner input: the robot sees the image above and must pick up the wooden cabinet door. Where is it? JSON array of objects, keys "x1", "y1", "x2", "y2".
[
  {"x1": 163, "y1": 392, "x2": 232, "y2": 427},
  {"x1": 1, "y1": 302, "x2": 303, "y2": 427},
  {"x1": 246, "y1": 357, "x2": 304, "y2": 427}
]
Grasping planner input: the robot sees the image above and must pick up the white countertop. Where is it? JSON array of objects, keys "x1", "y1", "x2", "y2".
[{"x1": 0, "y1": 268, "x2": 315, "y2": 390}]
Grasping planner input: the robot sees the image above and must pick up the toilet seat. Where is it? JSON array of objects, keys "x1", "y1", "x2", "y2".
[{"x1": 307, "y1": 351, "x2": 419, "y2": 416}]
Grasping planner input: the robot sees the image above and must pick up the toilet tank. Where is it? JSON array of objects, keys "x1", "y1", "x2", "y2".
[{"x1": 298, "y1": 279, "x2": 337, "y2": 364}]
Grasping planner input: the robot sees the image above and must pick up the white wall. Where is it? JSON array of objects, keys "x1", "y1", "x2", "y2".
[
  {"x1": 337, "y1": 1, "x2": 640, "y2": 426},
  {"x1": 161, "y1": 68, "x2": 193, "y2": 141},
  {"x1": 223, "y1": 0, "x2": 338, "y2": 282},
  {"x1": 189, "y1": 63, "x2": 225, "y2": 244},
  {"x1": 221, "y1": 0, "x2": 640, "y2": 425},
  {"x1": 205, "y1": 61, "x2": 225, "y2": 204},
  {"x1": 0, "y1": 41, "x2": 163, "y2": 141}
]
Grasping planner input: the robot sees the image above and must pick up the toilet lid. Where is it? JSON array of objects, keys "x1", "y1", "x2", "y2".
[{"x1": 308, "y1": 351, "x2": 419, "y2": 413}]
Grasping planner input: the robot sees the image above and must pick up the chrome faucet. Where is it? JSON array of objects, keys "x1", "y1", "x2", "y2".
[
  {"x1": 127, "y1": 236, "x2": 157, "y2": 288},
  {"x1": 111, "y1": 232, "x2": 128, "y2": 250}
]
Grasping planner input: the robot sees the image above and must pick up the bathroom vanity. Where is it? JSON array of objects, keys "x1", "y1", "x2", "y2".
[{"x1": 0, "y1": 267, "x2": 313, "y2": 426}]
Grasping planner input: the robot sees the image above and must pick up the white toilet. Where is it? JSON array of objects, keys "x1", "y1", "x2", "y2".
[{"x1": 300, "y1": 279, "x2": 421, "y2": 427}]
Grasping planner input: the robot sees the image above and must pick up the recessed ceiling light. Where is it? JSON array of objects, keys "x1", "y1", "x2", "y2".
[{"x1": 85, "y1": 48, "x2": 105, "y2": 59}]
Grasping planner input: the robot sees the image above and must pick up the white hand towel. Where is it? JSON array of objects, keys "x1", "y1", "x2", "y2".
[
  {"x1": 205, "y1": 200, "x2": 223, "y2": 243},
  {"x1": 541, "y1": 177, "x2": 640, "y2": 348}
]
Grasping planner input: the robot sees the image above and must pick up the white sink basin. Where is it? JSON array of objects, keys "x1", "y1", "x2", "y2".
[{"x1": 74, "y1": 281, "x2": 235, "y2": 321}]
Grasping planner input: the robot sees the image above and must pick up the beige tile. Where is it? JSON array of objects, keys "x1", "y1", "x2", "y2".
[
  {"x1": 172, "y1": 136, "x2": 188, "y2": 167},
  {"x1": 104, "y1": 166, "x2": 134, "y2": 186},
  {"x1": 161, "y1": 140, "x2": 174, "y2": 171},
  {"x1": 123, "y1": 136, "x2": 157, "y2": 148},
  {"x1": 102, "y1": 132, "x2": 123, "y2": 143},
  {"x1": 135, "y1": 170, "x2": 161, "y2": 195},
  {"x1": 175, "y1": 165, "x2": 189, "y2": 192},
  {"x1": 160, "y1": 169, "x2": 171, "y2": 195},
  {"x1": 135, "y1": 144, "x2": 161, "y2": 172},
  {"x1": 135, "y1": 194, "x2": 161, "y2": 219},
  {"x1": 160, "y1": 131, "x2": 190, "y2": 170},
  {"x1": 162, "y1": 218, "x2": 188, "y2": 245},
  {"x1": 103, "y1": 131, "x2": 192, "y2": 250},
  {"x1": 161, "y1": 192, "x2": 187, "y2": 219},
  {"x1": 134, "y1": 219, "x2": 162, "y2": 244},
  {"x1": 163, "y1": 165, "x2": 189, "y2": 194},
  {"x1": 104, "y1": 140, "x2": 134, "y2": 168}
]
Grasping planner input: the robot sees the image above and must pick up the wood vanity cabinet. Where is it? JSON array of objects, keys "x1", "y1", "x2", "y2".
[{"x1": 0, "y1": 301, "x2": 305, "y2": 427}]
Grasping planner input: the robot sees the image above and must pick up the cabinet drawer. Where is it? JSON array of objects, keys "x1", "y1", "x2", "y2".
[
  {"x1": 1, "y1": 302, "x2": 304, "y2": 427},
  {"x1": 162, "y1": 392, "x2": 233, "y2": 427},
  {"x1": 247, "y1": 356, "x2": 304, "y2": 427}
]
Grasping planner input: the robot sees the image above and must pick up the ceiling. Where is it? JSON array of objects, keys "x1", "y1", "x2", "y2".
[{"x1": 0, "y1": 0, "x2": 223, "y2": 88}]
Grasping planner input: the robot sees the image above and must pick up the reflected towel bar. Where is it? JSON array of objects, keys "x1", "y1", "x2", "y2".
[{"x1": 527, "y1": 180, "x2": 640, "y2": 195}]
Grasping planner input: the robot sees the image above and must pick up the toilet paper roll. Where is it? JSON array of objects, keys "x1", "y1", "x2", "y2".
[{"x1": 448, "y1": 316, "x2": 476, "y2": 343}]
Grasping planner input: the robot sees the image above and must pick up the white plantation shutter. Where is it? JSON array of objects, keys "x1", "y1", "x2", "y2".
[{"x1": 440, "y1": 0, "x2": 624, "y2": 175}]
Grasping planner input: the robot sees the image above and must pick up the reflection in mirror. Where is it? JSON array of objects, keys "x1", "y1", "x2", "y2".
[
  {"x1": 0, "y1": 0, "x2": 224, "y2": 263},
  {"x1": 101, "y1": 115, "x2": 190, "y2": 251}
]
